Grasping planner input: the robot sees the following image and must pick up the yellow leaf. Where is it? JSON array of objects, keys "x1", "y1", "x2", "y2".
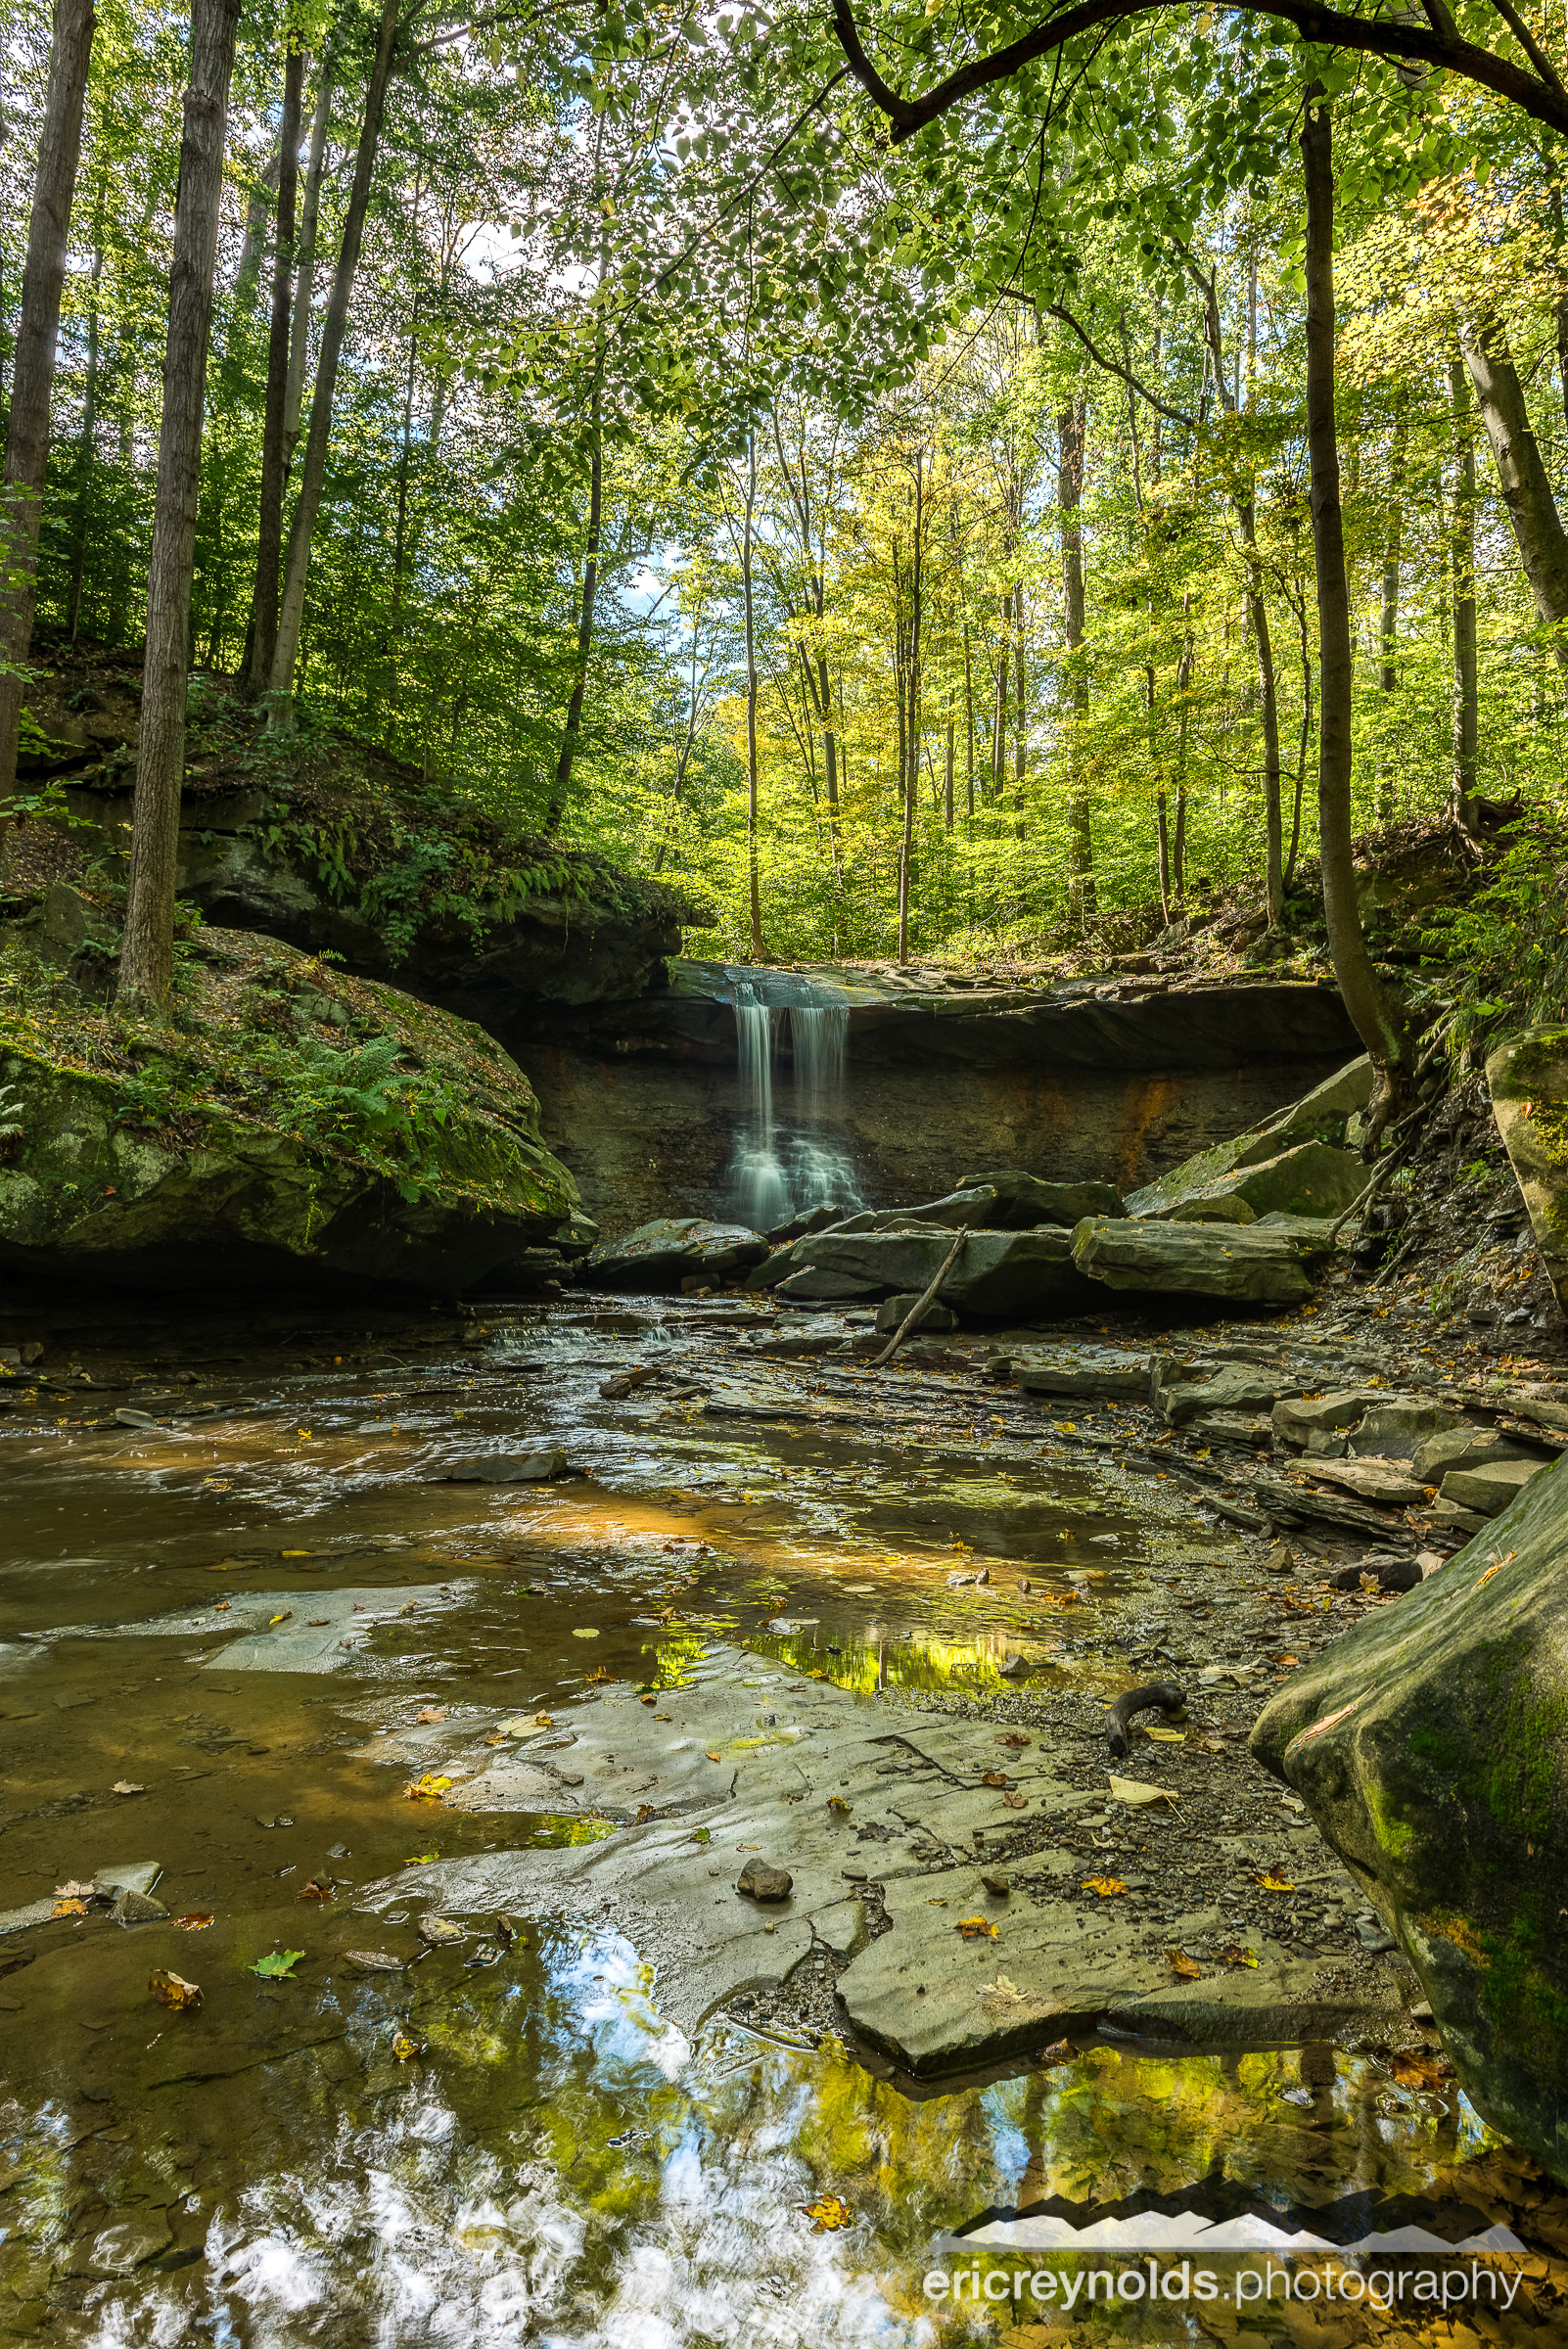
[
  {"x1": 52, "y1": 1898, "x2": 87, "y2": 1917},
  {"x1": 268, "y1": 1611, "x2": 292, "y2": 1626},
  {"x1": 404, "y1": 1773, "x2": 452, "y2": 1800},
  {"x1": 1166, "y1": 1947, "x2": 1203, "y2": 1979},
  {"x1": 1257, "y1": 1872, "x2": 1296, "y2": 1893},
  {"x1": 572, "y1": 1628, "x2": 600, "y2": 1638},
  {"x1": 149, "y1": 1968, "x2": 203, "y2": 2011},
  {"x1": 1219, "y1": 1944, "x2": 1260, "y2": 1968},
  {"x1": 801, "y1": 2194, "x2": 853, "y2": 2232},
  {"x1": 391, "y1": 2032, "x2": 424, "y2": 2062},
  {"x1": 1083, "y1": 1876, "x2": 1128, "y2": 1898},
  {"x1": 174, "y1": 1912, "x2": 214, "y2": 1931},
  {"x1": 416, "y1": 1705, "x2": 447, "y2": 1725},
  {"x1": 1109, "y1": 1774, "x2": 1178, "y2": 1808},
  {"x1": 956, "y1": 1914, "x2": 999, "y2": 1939},
  {"x1": 1143, "y1": 1726, "x2": 1186, "y2": 1743}
]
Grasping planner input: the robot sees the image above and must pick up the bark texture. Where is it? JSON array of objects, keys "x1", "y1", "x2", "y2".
[
  {"x1": 245, "y1": 41, "x2": 303, "y2": 698},
  {"x1": 0, "y1": 0, "x2": 96, "y2": 800},
  {"x1": 1300, "y1": 94, "x2": 1409, "y2": 1131},
  {"x1": 116, "y1": 0, "x2": 241, "y2": 1012},
  {"x1": 1461, "y1": 310, "x2": 1568, "y2": 655}
]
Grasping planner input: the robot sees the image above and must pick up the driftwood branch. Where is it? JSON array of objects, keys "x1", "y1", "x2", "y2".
[{"x1": 868, "y1": 1226, "x2": 969, "y2": 1367}]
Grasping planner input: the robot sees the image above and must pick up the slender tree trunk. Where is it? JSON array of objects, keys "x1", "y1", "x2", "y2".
[
  {"x1": 962, "y1": 615, "x2": 974, "y2": 820},
  {"x1": 1288, "y1": 588, "x2": 1312, "y2": 890},
  {"x1": 899, "y1": 454, "x2": 922, "y2": 959},
  {"x1": 548, "y1": 351, "x2": 603, "y2": 829},
  {"x1": 1449, "y1": 357, "x2": 1480, "y2": 833},
  {"x1": 384, "y1": 281, "x2": 420, "y2": 715},
  {"x1": 1375, "y1": 396, "x2": 1407, "y2": 819},
  {"x1": 266, "y1": 0, "x2": 399, "y2": 724},
  {"x1": 991, "y1": 600, "x2": 1007, "y2": 800},
  {"x1": 1461, "y1": 309, "x2": 1568, "y2": 660},
  {"x1": 1058, "y1": 395, "x2": 1093, "y2": 914},
  {"x1": 66, "y1": 187, "x2": 106, "y2": 643},
  {"x1": 741, "y1": 438, "x2": 761, "y2": 959},
  {"x1": 1174, "y1": 590, "x2": 1192, "y2": 900},
  {"x1": 1300, "y1": 92, "x2": 1409, "y2": 1128},
  {"x1": 0, "y1": 0, "x2": 96, "y2": 801},
  {"x1": 245, "y1": 41, "x2": 302, "y2": 697},
  {"x1": 1238, "y1": 502, "x2": 1284, "y2": 924},
  {"x1": 944, "y1": 692, "x2": 954, "y2": 830},
  {"x1": 284, "y1": 55, "x2": 332, "y2": 471},
  {"x1": 116, "y1": 0, "x2": 241, "y2": 1011},
  {"x1": 1012, "y1": 577, "x2": 1026, "y2": 787}
]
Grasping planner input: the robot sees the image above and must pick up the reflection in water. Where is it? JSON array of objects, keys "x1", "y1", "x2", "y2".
[{"x1": 17, "y1": 1917, "x2": 1538, "y2": 2347}]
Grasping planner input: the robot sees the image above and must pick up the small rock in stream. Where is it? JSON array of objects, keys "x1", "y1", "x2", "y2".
[{"x1": 737, "y1": 1858, "x2": 794, "y2": 1902}]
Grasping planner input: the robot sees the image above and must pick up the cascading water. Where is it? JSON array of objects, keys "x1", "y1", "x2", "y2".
[{"x1": 725, "y1": 971, "x2": 864, "y2": 1228}]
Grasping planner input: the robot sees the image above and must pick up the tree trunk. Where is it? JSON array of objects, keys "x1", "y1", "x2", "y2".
[
  {"x1": 0, "y1": 0, "x2": 96, "y2": 802},
  {"x1": 1058, "y1": 395, "x2": 1093, "y2": 914},
  {"x1": 1300, "y1": 92, "x2": 1409, "y2": 1129},
  {"x1": 266, "y1": 0, "x2": 399, "y2": 724},
  {"x1": 547, "y1": 351, "x2": 603, "y2": 830},
  {"x1": 1375, "y1": 396, "x2": 1406, "y2": 819},
  {"x1": 944, "y1": 692, "x2": 954, "y2": 830},
  {"x1": 1449, "y1": 357, "x2": 1480, "y2": 832},
  {"x1": 741, "y1": 438, "x2": 761, "y2": 959},
  {"x1": 116, "y1": 0, "x2": 241, "y2": 1012},
  {"x1": 1239, "y1": 502, "x2": 1284, "y2": 924},
  {"x1": 244, "y1": 40, "x2": 302, "y2": 698},
  {"x1": 284, "y1": 54, "x2": 333, "y2": 470},
  {"x1": 1461, "y1": 309, "x2": 1568, "y2": 658},
  {"x1": 962, "y1": 614, "x2": 974, "y2": 819},
  {"x1": 66, "y1": 186, "x2": 106, "y2": 643},
  {"x1": 1012, "y1": 577, "x2": 1026, "y2": 787}
]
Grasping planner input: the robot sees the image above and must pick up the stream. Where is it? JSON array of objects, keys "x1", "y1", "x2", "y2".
[{"x1": 1, "y1": 1293, "x2": 1563, "y2": 2343}]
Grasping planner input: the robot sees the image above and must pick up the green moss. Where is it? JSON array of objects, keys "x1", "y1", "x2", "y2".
[{"x1": 1365, "y1": 1782, "x2": 1415, "y2": 1861}]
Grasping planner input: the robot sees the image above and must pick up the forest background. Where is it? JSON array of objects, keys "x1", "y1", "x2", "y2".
[{"x1": 4, "y1": 0, "x2": 1568, "y2": 976}]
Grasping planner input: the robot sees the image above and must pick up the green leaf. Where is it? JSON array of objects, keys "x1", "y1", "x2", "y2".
[{"x1": 251, "y1": 1949, "x2": 304, "y2": 1978}]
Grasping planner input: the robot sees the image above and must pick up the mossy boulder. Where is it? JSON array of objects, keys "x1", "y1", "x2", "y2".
[
  {"x1": 1250, "y1": 1455, "x2": 1568, "y2": 2184},
  {"x1": 0, "y1": 923, "x2": 577, "y2": 1295},
  {"x1": 1489, "y1": 1027, "x2": 1568, "y2": 1311}
]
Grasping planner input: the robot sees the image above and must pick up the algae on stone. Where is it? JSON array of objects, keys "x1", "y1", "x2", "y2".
[{"x1": 1488, "y1": 1026, "x2": 1568, "y2": 1310}]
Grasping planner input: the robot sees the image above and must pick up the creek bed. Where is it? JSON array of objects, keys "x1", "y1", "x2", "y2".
[{"x1": 0, "y1": 1293, "x2": 1563, "y2": 2341}]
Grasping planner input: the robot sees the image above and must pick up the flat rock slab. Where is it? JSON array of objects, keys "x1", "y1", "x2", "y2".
[
  {"x1": 357, "y1": 1646, "x2": 1407, "y2": 2073},
  {"x1": 1072, "y1": 1219, "x2": 1314, "y2": 1305},
  {"x1": 49, "y1": 1588, "x2": 445, "y2": 1673}
]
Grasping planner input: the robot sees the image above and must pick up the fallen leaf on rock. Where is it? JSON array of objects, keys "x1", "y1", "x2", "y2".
[
  {"x1": 405, "y1": 1852, "x2": 438, "y2": 1864},
  {"x1": 705, "y1": 1749, "x2": 722, "y2": 1762},
  {"x1": 346, "y1": 1950, "x2": 403, "y2": 1973},
  {"x1": 307, "y1": 1618, "x2": 330, "y2": 1627},
  {"x1": 112, "y1": 1780, "x2": 145, "y2": 1796},
  {"x1": 1166, "y1": 1948, "x2": 1203, "y2": 1980},
  {"x1": 1039, "y1": 2039, "x2": 1073, "y2": 2065},
  {"x1": 1083, "y1": 1877, "x2": 1128, "y2": 1898},
  {"x1": 801, "y1": 2195, "x2": 853, "y2": 2233},
  {"x1": 586, "y1": 1665, "x2": 614, "y2": 1683},
  {"x1": 150, "y1": 1968, "x2": 203, "y2": 2011},
  {"x1": 1390, "y1": 2052, "x2": 1452, "y2": 2090},
  {"x1": 956, "y1": 1915, "x2": 999, "y2": 1940},
  {"x1": 690, "y1": 1827, "x2": 712, "y2": 1845},
  {"x1": 214, "y1": 1601, "x2": 230, "y2": 1612},
  {"x1": 996, "y1": 1733, "x2": 1031, "y2": 1748},
  {"x1": 827, "y1": 1796, "x2": 851, "y2": 1814},
  {"x1": 251, "y1": 1950, "x2": 303, "y2": 1978},
  {"x1": 1219, "y1": 1945, "x2": 1260, "y2": 1968},
  {"x1": 533, "y1": 1713, "x2": 553, "y2": 1727},
  {"x1": 268, "y1": 1611, "x2": 292, "y2": 1627},
  {"x1": 980, "y1": 1974, "x2": 1026, "y2": 2004},
  {"x1": 174, "y1": 1913, "x2": 213, "y2": 1932},
  {"x1": 981, "y1": 1770, "x2": 1013, "y2": 1789},
  {"x1": 1143, "y1": 1726, "x2": 1186, "y2": 1743},
  {"x1": 1000, "y1": 1792, "x2": 1029, "y2": 1809},
  {"x1": 572, "y1": 1628, "x2": 600, "y2": 1640},
  {"x1": 635, "y1": 1805, "x2": 657, "y2": 1822},
  {"x1": 391, "y1": 2032, "x2": 424, "y2": 2062},
  {"x1": 52, "y1": 1898, "x2": 87, "y2": 1917},
  {"x1": 415, "y1": 1706, "x2": 448, "y2": 1726},
  {"x1": 297, "y1": 1879, "x2": 334, "y2": 1903},
  {"x1": 1257, "y1": 1871, "x2": 1296, "y2": 1893},
  {"x1": 1108, "y1": 1775, "x2": 1178, "y2": 1808},
  {"x1": 404, "y1": 1773, "x2": 453, "y2": 1801}
]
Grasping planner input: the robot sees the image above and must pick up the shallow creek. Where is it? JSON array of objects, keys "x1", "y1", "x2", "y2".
[{"x1": 1, "y1": 1296, "x2": 1563, "y2": 2342}]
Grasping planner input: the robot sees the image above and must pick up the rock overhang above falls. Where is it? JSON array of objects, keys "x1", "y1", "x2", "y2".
[{"x1": 583, "y1": 1218, "x2": 771, "y2": 1286}]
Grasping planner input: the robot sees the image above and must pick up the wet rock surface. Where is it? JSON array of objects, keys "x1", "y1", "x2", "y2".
[{"x1": 2, "y1": 1251, "x2": 1567, "y2": 2336}]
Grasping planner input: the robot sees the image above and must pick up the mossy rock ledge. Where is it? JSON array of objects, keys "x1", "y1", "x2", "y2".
[
  {"x1": 0, "y1": 922, "x2": 578, "y2": 1295},
  {"x1": 1490, "y1": 1026, "x2": 1568, "y2": 1311},
  {"x1": 1250, "y1": 1455, "x2": 1568, "y2": 2183}
]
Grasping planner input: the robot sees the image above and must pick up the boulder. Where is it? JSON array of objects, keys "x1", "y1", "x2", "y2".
[
  {"x1": 736, "y1": 1858, "x2": 793, "y2": 1902},
  {"x1": 1160, "y1": 1366, "x2": 1296, "y2": 1426},
  {"x1": 1141, "y1": 1139, "x2": 1368, "y2": 1225},
  {"x1": 1125, "y1": 1054, "x2": 1373, "y2": 1218},
  {"x1": 1412, "y1": 1427, "x2": 1519, "y2": 1482},
  {"x1": 1348, "y1": 1400, "x2": 1464, "y2": 1459},
  {"x1": 1250, "y1": 1456, "x2": 1568, "y2": 2186},
  {"x1": 1070, "y1": 1216, "x2": 1314, "y2": 1305},
  {"x1": 434, "y1": 1449, "x2": 571, "y2": 1483},
  {"x1": 954, "y1": 1170, "x2": 1126, "y2": 1226},
  {"x1": 1441, "y1": 1457, "x2": 1548, "y2": 1516},
  {"x1": 1008, "y1": 1348, "x2": 1151, "y2": 1400},
  {"x1": 775, "y1": 1267, "x2": 884, "y2": 1302},
  {"x1": 1301, "y1": 1457, "x2": 1429, "y2": 1508},
  {"x1": 0, "y1": 930, "x2": 576, "y2": 1296},
  {"x1": 790, "y1": 1225, "x2": 1103, "y2": 1315},
  {"x1": 1272, "y1": 1391, "x2": 1386, "y2": 1446},
  {"x1": 584, "y1": 1218, "x2": 768, "y2": 1287},
  {"x1": 873, "y1": 1294, "x2": 958, "y2": 1333},
  {"x1": 1488, "y1": 1028, "x2": 1568, "y2": 1310}
]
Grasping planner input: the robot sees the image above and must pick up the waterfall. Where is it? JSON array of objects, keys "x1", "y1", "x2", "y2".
[{"x1": 726, "y1": 971, "x2": 863, "y2": 1228}]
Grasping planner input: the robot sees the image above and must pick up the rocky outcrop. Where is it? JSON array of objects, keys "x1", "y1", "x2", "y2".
[
  {"x1": 1489, "y1": 1028, "x2": 1568, "y2": 1311},
  {"x1": 583, "y1": 1218, "x2": 769, "y2": 1286},
  {"x1": 1250, "y1": 1458, "x2": 1568, "y2": 2188},
  {"x1": 1125, "y1": 1057, "x2": 1373, "y2": 1220},
  {"x1": 767, "y1": 1224, "x2": 1103, "y2": 1315},
  {"x1": 0, "y1": 926, "x2": 576, "y2": 1295}
]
